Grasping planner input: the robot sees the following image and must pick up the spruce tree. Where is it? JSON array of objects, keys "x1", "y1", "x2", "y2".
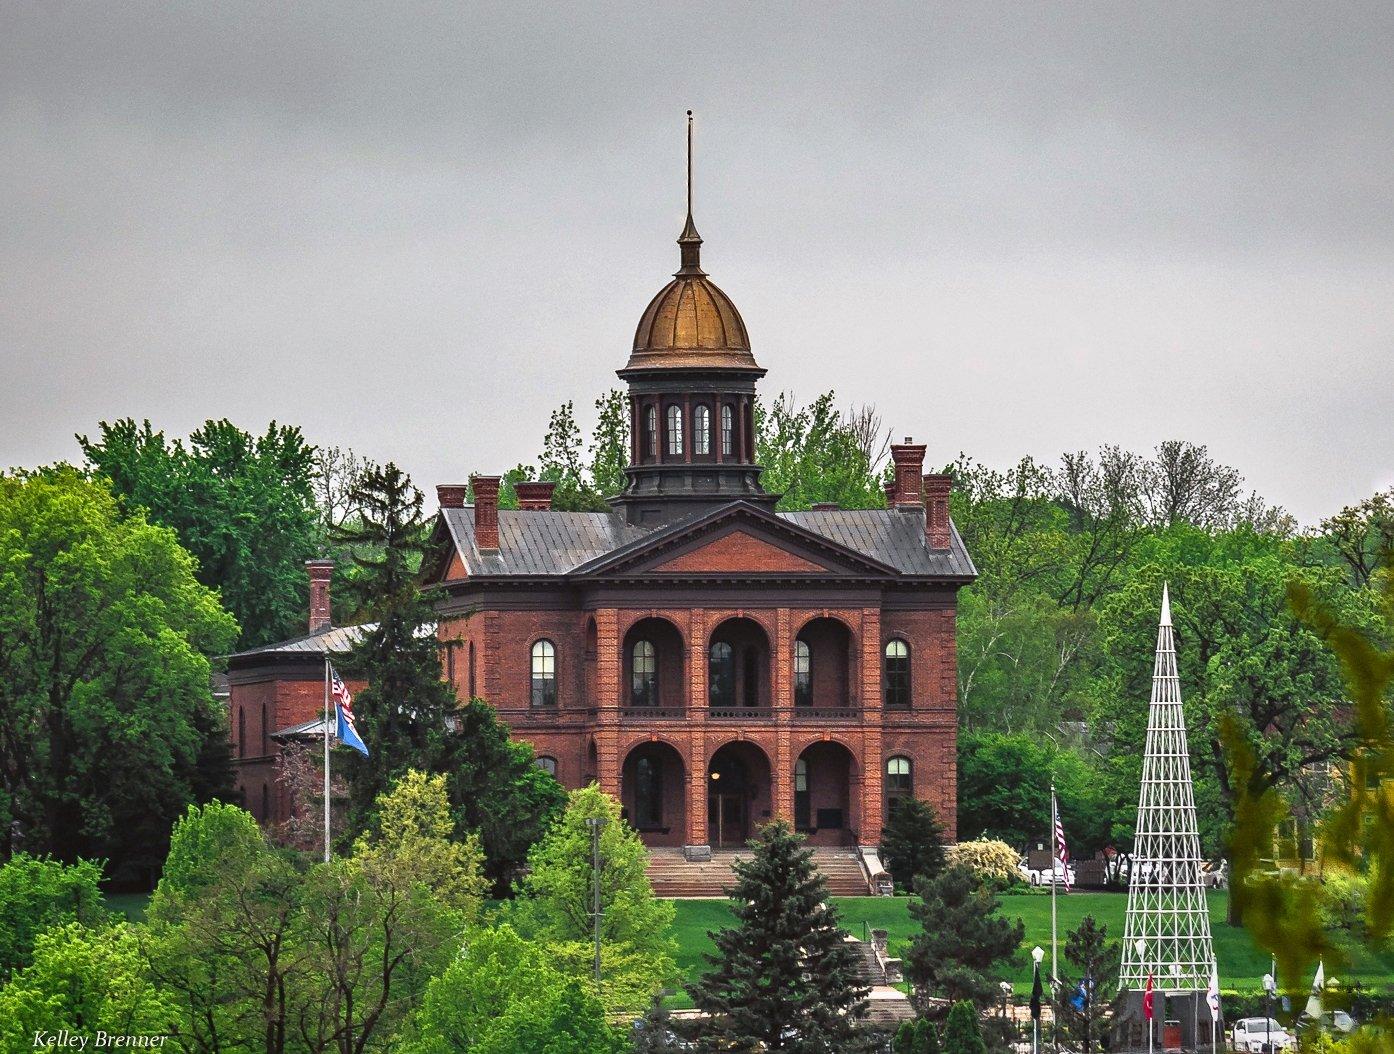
[
  {"x1": 941, "y1": 1002, "x2": 986, "y2": 1054},
  {"x1": 690, "y1": 820, "x2": 871, "y2": 1052},
  {"x1": 331, "y1": 463, "x2": 456, "y2": 836},
  {"x1": 903, "y1": 864, "x2": 1023, "y2": 1013},
  {"x1": 632, "y1": 991, "x2": 685, "y2": 1053},
  {"x1": 1060, "y1": 915, "x2": 1119, "y2": 1054},
  {"x1": 879, "y1": 797, "x2": 947, "y2": 891}
]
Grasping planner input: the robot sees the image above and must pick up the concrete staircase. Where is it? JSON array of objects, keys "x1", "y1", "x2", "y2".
[{"x1": 646, "y1": 846, "x2": 874, "y2": 898}]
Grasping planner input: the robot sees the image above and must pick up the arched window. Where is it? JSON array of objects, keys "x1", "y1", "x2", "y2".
[
  {"x1": 884, "y1": 639, "x2": 911, "y2": 709},
  {"x1": 794, "y1": 640, "x2": 812, "y2": 708},
  {"x1": 237, "y1": 706, "x2": 245, "y2": 758},
  {"x1": 535, "y1": 755, "x2": 558, "y2": 777},
  {"x1": 631, "y1": 640, "x2": 657, "y2": 707},
  {"x1": 694, "y1": 405, "x2": 711, "y2": 455},
  {"x1": 645, "y1": 406, "x2": 658, "y2": 457},
  {"x1": 635, "y1": 755, "x2": 663, "y2": 828},
  {"x1": 260, "y1": 782, "x2": 270, "y2": 822},
  {"x1": 261, "y1": 702, "x2": 269, "y2": 756},
  {"x1": 795, "y1": 757, "x2": 811, "y2": 830},
  {"x1": 708, "y1": 642, "x2": 735, "y2": 710},
  {"x1": 721, "y1": 404, "x2": 735, "y2": 456},
  {"x1": 886, "y1": 756, "x2": 913, "y2": 817},
  {"x1": 468, "y1": 640, "x2": 476, "y2": 698},
  {"x1": 530, "y1": 640, "x2": 556, "y2": 707},
  {"x1": 666, "y1": 405, "x2": 684, "y2": 456}
]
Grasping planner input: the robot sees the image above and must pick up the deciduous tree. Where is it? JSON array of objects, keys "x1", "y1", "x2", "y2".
[{"x1": 0, "y1": 854, "x2": 107, "y2": 981}]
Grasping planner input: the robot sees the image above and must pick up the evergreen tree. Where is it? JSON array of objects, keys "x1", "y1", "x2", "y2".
[
  {"x1": 894, "y1": 1019, "x2": 941, "y2": 1054},
  {"x1": 690, "y1": 820, "x2": 871, "y2": 1052},
  {"x1": 632, "y1": 991, "x2": 686, "y2": 1053},
  {"x1": 940, "y1": 1002, "x2": 987, "y2": 1054},
  {"x1": 332, "y1": 463, "x2": 456, "y2": 834},
  {"x1": 880, "y1": 797, "x2": 947, "y2": 891},
  {"x1": 1059, "y1": 915, "x2": 1119, "y2": 1054},
  {"x1": 904, "y1": 865, "x2": 1024, "y2": 1013}
]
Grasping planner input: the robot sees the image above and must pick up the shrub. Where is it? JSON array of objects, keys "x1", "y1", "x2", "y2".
[
  {"x1": 946, "y1": 839, "x2": 1022, "y2": 889},
  {"x1": 1318, "y1": 869, "x2": 1368, "y2": 936}
]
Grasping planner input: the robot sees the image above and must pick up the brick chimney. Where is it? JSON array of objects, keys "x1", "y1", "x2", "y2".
[
  {"x1": 514, "y1": 481, "x2": 556, "y2": 510},
  {"x1": 305, "y1": 559, "x2": 334, "y2": 633},
  {"x1": 923, "y1": 473, "x2": 952, "y2": 550},
  {"x1": 436, "y1": 483, "x2": 468, "y2": 509},
  {"x1": 471, "y1": 475, "x2": 501, "y2": 550},
  {"x1": 883, "y1": 479, "x2": 896, "y2": 505},
  {"x1": 888, "y1": 438, "x2": 926, "y2": 507}
]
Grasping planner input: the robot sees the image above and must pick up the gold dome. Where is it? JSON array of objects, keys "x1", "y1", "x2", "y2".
[{"x1": 623, "y1": 214, "x2": 761, "y2": 374}]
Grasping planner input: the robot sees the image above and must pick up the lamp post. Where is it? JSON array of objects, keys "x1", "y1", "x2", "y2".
[
  {"x1": 1000, "y1": 979, "x2": 1013, "y2": 1026},
  {"x1": 1263, "y1": 972, "x2": 1276, "y2": 1054},
  {"x1": 586, "y1": 817, "x2": 606, "y2": 987},
  {"x1": 1032, "y1": 945, "x2": 1046, "y2": 1054}
]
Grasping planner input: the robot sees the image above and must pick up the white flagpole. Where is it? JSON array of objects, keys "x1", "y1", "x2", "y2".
[
  {"x1": 1051, "y1": 785, "x2": 1059, "y2": 988},
  {"x1": 323, "y1": 655, "x2": 331, "y2": 863}
]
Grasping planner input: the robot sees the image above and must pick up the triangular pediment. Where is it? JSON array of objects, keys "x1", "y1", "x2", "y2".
[
  {"x1": 573, "y1": 502, "x2": 901, "y2": 579},
  {"x1": 654, "y1": 529, "x2": 829, "y2": 574}
]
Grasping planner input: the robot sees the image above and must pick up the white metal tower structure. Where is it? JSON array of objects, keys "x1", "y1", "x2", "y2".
[{"x1": 1119, "y1": 584, "x2": 1218, "y2": 992}]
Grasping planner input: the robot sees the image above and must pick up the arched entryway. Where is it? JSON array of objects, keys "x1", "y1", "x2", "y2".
[
  {"x1": 622, "y1": 617, "x2": 685, "y2": 712},
  {"x1": 794, "y1": 616, "x2": 855, "y2": 711},
  {"x1": 794, "y1": 741, "x2": 857, "y2": 846},
  {"x1": 621, "y1": 742, "x2": 687, "y2": 847},
  {"x1": 707, "y1": 741, "x2": 772, "y2": 847},
  {"x1": 708, "y1": 617, "x2": 770, "y2": 715}
]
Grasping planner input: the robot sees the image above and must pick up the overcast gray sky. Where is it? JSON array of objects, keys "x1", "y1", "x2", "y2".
[{"x1": 3, "y1": 2, "x2": 1390, "y2": 525}]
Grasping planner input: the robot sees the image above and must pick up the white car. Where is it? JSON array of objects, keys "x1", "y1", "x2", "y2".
[
  {"x1": 1230, "y1": 1017, "x2": 1294, "y2": 1052},
  {"x1": 1018, "y1": 859, "x2": 1077, "y2": 887}
]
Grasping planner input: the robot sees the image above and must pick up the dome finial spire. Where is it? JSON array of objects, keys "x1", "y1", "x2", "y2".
[{"x1": 677, "y1": 109, "x2": 704, "y2": 275}]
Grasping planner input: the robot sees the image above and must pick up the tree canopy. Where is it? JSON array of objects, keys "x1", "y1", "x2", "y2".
[{"x1": 0, "y1": 468, "x2": 238, "y2": 875}]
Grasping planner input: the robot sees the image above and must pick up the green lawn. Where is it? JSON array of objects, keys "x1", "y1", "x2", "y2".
[{"x1": 669, "y1": 891, "x2": 1394, "y2": 998}]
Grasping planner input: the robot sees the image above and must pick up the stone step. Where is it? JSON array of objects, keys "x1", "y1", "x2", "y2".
[{"x1": 646, "y1": 847, "x2": 874, "y2": 898}]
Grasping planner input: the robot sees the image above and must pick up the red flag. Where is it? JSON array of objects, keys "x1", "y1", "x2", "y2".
[{"x1": 1143, "y1": 973, "x2": 1155, "y2": 1020}]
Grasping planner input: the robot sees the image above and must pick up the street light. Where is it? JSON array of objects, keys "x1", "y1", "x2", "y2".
[{"x1": 1000, "y1": 980, "x2": 1014, "y2": 1025}]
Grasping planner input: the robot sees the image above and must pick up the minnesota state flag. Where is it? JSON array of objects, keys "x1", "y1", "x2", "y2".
[{"x1": 330, "y1": 665, "x2": 369, "y2": 756}]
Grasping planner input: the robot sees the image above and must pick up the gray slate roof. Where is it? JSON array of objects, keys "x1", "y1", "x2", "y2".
[
  {"x1": 228, "y1": 623, "x2": 372, "y2": 661},
  {"x1": 440, "y1": 505, "x2": 975, "y2": 580}
]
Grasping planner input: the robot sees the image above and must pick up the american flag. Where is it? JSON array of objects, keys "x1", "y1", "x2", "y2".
[
  {"x1": 1053, "y1": 789, "x2": 1072, "y2": 890},
  {"x1": 330, "y1": 665, "x2": 353, "y2": 713},
  {"x1": 329, "y1": 664, "x2": 369, "y2": 755}
]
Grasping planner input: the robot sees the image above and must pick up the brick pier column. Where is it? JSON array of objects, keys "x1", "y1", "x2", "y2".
[
  {"x1": 859, "y1": 607, "x2": 885, "y2": 846},
  {"x1": 772, "y1": 606, "x2": 794, "y2": 825},
  {"x1": 685, "y1": 609, "x2": 710, "y2": 858},
  {"x1": 594, "y1": 608, "x2": 621, "y2": 800}
]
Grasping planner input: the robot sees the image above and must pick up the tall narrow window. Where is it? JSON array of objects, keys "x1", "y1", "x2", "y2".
[
  {"x1": 261, "y1": 702, "x2": 269, "y2": 756},
  {"x1": 884, "y1": 639, "x2": 911, "y2": 709},
  {"x1": 666, "y1": 405, "x2": 684, "y2": 456},
  {"x1": 886, "y1": 756, "x2": 913, "y2": 817},
  {"x1": 795, "y1": 758, "x2": 811, "y2": 830},
  {"x1": 721, "y1": 404, "x2": 734, "y2": 456},
  {"x1": 468, "y1": 641, "x2": 476, "y2": 698},
  {"x1": 237, "y1": 706, "x2": 245, "y2": 758},
  {"x1": 694, "y1": 405, "x2": 711, "y2": 455},
  {"x1": 708, "y1": 642, "x2": 735, "y2": 709},
  {"x1": 645, "y1": 406, "x2": 658, "y2": 457},
  {"x1": 635, "y1": 756, "x2": 663, "y2": 827},
  {"x1": 631, "y1": 640, "x2": 657, "y2": 707},
  {"x1": 261, "y1": 782, "x2": 269, "y2": 822},
  {"x1": 530, "y1": 639, "x2": 556, "y2": 707},
  {"x1": 794, "y1": 640, "x2": 812, "y2": 707}
]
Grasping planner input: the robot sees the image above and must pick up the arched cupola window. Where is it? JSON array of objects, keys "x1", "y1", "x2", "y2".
[
  {"x1": 721, "y1": 404, "x2": 735, "y2": 457},
  {"x1": 666, "y1": 405, "x2": 684, "y2": 456},
  {"x1": 645, "y1": 406, "x2": 659, "y2": 458},
  {"x1": 694, "y1": 405, "x2": 711, "y2": 455}
]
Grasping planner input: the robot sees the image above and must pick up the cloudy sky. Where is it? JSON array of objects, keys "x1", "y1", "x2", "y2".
[{"x1": 3, "y1": 2, "x2": 1390, "y2": 524}]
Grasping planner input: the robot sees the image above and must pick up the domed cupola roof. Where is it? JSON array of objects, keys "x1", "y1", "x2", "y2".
[{"x1": 622, "y1": 113, "x2": 761, "y2": 375}]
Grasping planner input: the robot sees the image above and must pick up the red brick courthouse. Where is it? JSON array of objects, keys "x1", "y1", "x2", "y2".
[{"x1": 229, "y1": 194, "x2": 976, "y2": 864}]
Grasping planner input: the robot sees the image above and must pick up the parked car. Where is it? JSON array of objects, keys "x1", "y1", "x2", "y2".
[
  {"x1": 1230, "y1": 1017, "x2": 1295, "y2": 1052},
  {"x1": 1017, "y1": 858, "x2": 1077, "y2": 887}
]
